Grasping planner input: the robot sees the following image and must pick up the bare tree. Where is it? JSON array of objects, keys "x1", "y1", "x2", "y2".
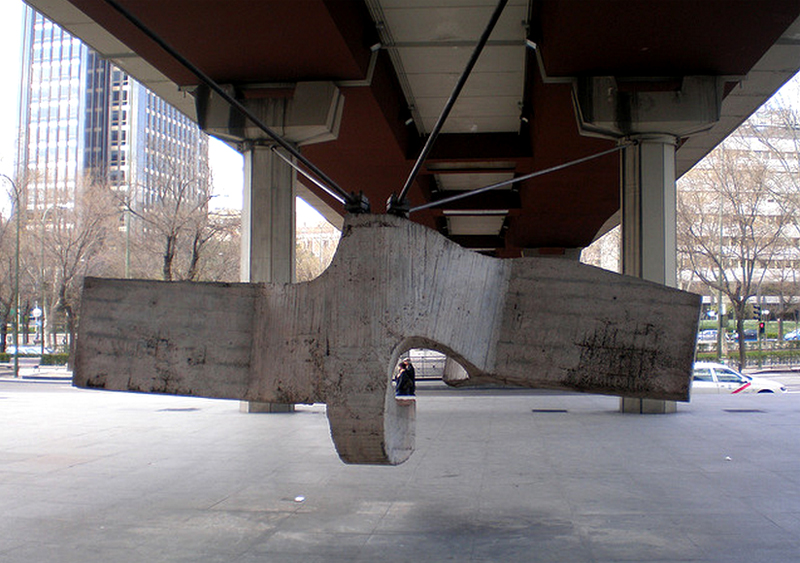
[
  {"x1": 0, "y1": 172, "x2": 43, "y2": 352},
  {"x1": 761, "y1": 259, "x2": 800, "y2": 339},
  {"x1": 580, "y1": 226, "x2": 621, "y2": 274},
  {"x1": 47, "y1": 178, "x2": 118, "y2": 360},
  {"x1": 748, "y1": 104, "x2": 800, "y2": 195},
  {"x1": 123, "y1": 154, "x2": 214, "y2": 281},
  {"x1": 295, "y1": 243, "x2": 320, "y2": 282},
  {"x1": 746, "y1": 104, "x2": 800, "y2": 336},
  {"x1": 296, "y1": 220, "x2": 339, "y2": 282},
  {"x1": 0, "y1": 205, "x2": 16, "y2": 352},
  {"x1": 185, "y1": 209, "x2": 240, "y2": 282},
  {"x1": 678, "y1": 127, "x2": 790, "y2": 369}
]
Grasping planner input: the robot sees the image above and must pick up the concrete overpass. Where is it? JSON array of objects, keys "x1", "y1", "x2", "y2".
[
  {"x1": 23, "y1": 0, "x2": 800, "y2": 254},
  {"x1": 24, "y1": 0, "x2": 800, "y2": 463}
]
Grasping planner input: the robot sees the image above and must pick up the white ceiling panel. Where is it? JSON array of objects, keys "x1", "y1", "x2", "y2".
[
  {"x1": 437, "y1": 172, "x2": 514, "y2": 191},
  {"x1": 425, "y1": 115, "x2": 520, "y2": 133},
  {"x1": 447, "y1": 215, "x2": 506, "y2": 235},
  {"x1": 379, "y1": 5, "x2": 528, "y2": 43},
  {"x1": 371, "y1": 0, "x2": 529, "y2": 140},
  {"x1": 427, "y1": 161, "x2": 517, "y2": 171},
  {"x1": 416, "y1": 95, "x2": 520, "y2": 118},
  {"x1": 444, "y1": 209, "x2": 510, "y2": 215},
  {"x1": 407, "y1": 71, "x2": 523, "y2": 99},
  {"x1": 398, "y1": 45, "x2": 524, "y2": 75},
  {"x1": 371, "y1": 0, "x2": 527, "y2": 240}
]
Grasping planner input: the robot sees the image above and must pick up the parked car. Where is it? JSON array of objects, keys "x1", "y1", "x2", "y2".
[
  {"x1": 6, "y1": 345, "x2": 53, "y2": 355},
  {"x1": 738, "y1": 329, "x2": 758, "y2": 342},
  {"x1": 697, "y1": 329, "x2": 734, "y2": 343},
  {"x1": 784, "y1": 329, "x2": 800, "y2": 341},
  {"x1": 697, "y1": 329, "x2": 718, "y2": 342},
  {"x1": 691, "y1": 362, "x2": 787, "y2": 394}
]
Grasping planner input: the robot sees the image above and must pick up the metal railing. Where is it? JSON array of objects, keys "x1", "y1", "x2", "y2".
[{"x1": 696, "y1": 339, "x2": 800, "y2": 369}]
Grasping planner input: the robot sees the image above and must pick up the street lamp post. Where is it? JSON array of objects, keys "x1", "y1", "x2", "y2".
[
  {"x1": 125, "y1": 203, "x2": 130, "y2": 278},
  {"x1": 717, "y1": 194, "x2": 724, "y2": 361}
]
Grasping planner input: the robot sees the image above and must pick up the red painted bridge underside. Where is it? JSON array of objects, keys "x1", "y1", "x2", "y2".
[{"x1": 62, "y1": 0, "x2": 800, "y2": 255}]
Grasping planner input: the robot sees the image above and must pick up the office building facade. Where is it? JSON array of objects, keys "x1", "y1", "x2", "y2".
[{"x1": 17, "y1": 7, "x2": 209, "y2": 213}]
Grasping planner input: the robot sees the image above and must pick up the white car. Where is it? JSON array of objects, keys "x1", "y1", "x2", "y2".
[
  {"x1": 691, "y1": 362, "x2": 787, "y2": 394},
  {"x1": 696, "y1": 329, "x2": 719, "y2": 342},
  {"x1": 784, "y1": 329, "x2": 800, "y2": 341},
  {"x1": 696, "y1": 329, "x2": 735, "y2": 343},
  {"x1": 6, "y1": 345, "x2": 53, "y2": 355}
]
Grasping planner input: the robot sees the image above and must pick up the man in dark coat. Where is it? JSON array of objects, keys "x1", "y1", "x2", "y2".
[{"x1": 395, "y1": 359, "x2": 416, "y2": 396}]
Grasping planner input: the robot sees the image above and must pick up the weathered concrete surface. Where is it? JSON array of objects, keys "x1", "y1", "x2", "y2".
[{"x1": 75, "y1": 214, "x2": 701, "y2": 465}]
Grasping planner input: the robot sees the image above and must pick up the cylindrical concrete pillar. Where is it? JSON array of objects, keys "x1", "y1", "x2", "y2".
[
  {"x1": 620, "y1": 136, "x2": 679, "y2": 414},
  {"x1": 621, "y1": 136, "x2": 678, "y2": 286},
  {"x1": 241, "y1": 144, "x2": 297, "y2": 413},
  {"x1": 241, "y1": 145, "x2": 296, "y2": 285}
]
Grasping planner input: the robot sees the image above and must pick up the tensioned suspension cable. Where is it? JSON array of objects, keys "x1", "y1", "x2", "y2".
[
  {"x1": 409, "y1": 143, "x2": 631, "y2": 214},
  {"x1": 270, "y1": 146, "x2": 346, "y2": 205},
  {"x1": 397, "y1": 0, "x2": 509, "y2": 203},
  {"x1": 100, "y1": 0, "x2": 353, "y2": 206}
]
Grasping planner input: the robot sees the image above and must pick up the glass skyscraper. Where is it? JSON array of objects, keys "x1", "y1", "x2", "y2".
[{"x1": 17, "y1": 7, "x2": 209, "y2": 213}]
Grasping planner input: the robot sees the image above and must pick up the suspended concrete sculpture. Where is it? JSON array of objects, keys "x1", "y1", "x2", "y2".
[{"x1": 74, "y1": 214, "x2": 701, "y2": 465}]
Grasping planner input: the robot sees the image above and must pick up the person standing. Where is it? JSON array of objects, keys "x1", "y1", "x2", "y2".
[{"x1": 394, "y1": 359, "x2": 416, "y2": 396}]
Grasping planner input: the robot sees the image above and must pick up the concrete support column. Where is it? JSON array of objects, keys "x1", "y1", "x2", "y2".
[
  {"x1": 241, "y1": 144, "x2": 296, "y2": 413},
  {"x1": 619, "y1": 136, "x2": 678, "y2": 414},
  {"x1": 573, "y1": 76, "x2": 723, "y2": 413},
  {"x1": 241, "y1": 145, "x2": 296, "y2": 286}
]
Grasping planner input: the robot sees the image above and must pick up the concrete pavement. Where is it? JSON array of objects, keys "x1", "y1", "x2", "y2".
[
  {"x1": 0, "y1": 364, "x2": 71, "y2": 382},
  {"x1": 1, "y1": 379, "x2": 800, "y2": 562}
]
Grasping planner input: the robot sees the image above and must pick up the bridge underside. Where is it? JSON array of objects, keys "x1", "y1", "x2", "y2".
[{"x1": 23, "y1": 0, "x2": 800, "y2": 253}]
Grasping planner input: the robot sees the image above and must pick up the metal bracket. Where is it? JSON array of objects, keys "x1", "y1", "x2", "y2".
[
  {"x1": 345, "y1": 192, "x2": 371, "y2": 214},
  {"x1": 386, "y1": 194, "x2": 410, "y2": 218}
]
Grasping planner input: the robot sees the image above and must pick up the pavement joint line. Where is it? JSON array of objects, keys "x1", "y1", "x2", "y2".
[{"x1": 2, "y1": 381, "x2": 800, "y2": 562}]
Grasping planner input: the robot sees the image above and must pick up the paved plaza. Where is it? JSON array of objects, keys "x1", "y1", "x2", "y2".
[{"x1": 1, "y1": 377, "x2": 800, "y2": 562}]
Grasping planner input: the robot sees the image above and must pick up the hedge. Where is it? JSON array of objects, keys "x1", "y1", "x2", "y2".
[
  {"x1": 696, "y1": 348, "x2": 800, "y2": 365},
  {"x1": 0, "y1": 353, "x2": 69, "y2": 365}
]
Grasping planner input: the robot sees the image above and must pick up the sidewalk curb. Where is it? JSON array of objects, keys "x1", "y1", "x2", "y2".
[{"x1": 0, "y1": 370, "x2": 73, "y2": 383}]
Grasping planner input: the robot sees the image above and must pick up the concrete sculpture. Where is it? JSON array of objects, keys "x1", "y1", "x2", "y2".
[{"x1": 74, "y1": 214, "x2": 701, "y2": 465}]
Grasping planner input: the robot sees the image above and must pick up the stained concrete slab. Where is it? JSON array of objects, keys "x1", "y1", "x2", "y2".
[
  {"x1": 75, "y1": 214, "x2": 701, "y2": 464},
  {"x1": 1, "y1": 380, "x2": 799, "y2": 562}
]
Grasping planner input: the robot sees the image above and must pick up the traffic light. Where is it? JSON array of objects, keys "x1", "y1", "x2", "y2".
[
  {"x1": 753, "y1": 304, "x2": 762, "y2": 319},
  {"x1": 759, "y1": 321, "x2": 766, "y2": 335}
]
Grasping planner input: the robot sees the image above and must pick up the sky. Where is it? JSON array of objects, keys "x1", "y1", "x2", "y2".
[{"x1": 0, "y1": 0, "x2": 23, "y2": 183}]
